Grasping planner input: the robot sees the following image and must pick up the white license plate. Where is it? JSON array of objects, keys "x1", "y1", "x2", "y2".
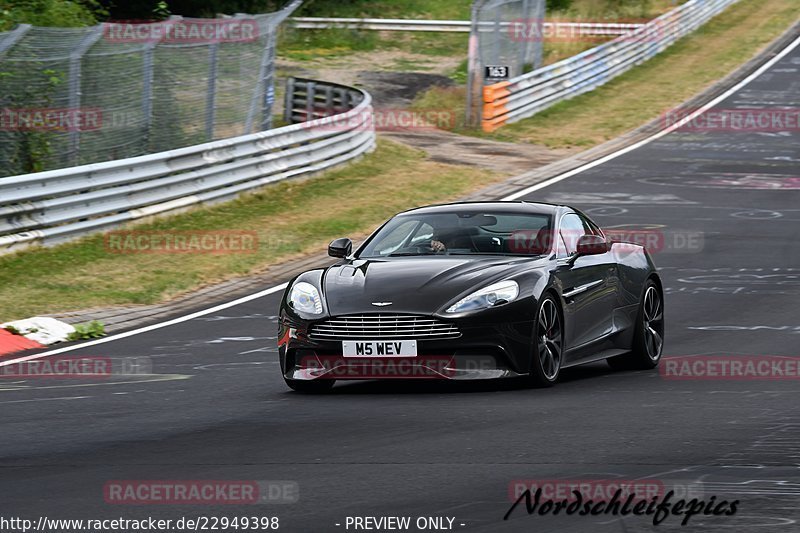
[{"x1": 342, "y1": 340, "x2": 417, "y2": 357}]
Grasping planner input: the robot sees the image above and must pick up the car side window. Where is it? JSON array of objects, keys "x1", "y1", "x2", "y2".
[{"x1": 558, "y1": 213, "x2": 587, "y2": 258}]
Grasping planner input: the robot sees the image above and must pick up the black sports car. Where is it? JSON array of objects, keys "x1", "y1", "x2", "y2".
[{"x1": 278, "y1": 201, "x2": 664, "y2": 392}]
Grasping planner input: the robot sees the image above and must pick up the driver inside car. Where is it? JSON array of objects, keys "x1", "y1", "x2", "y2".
[{"x1": 430, "y1": 227, "x2": 476, "y2": 253}]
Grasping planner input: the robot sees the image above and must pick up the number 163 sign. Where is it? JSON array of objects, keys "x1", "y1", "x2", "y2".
[{"x1": 485, "y1": 65, "x2": 510, "y2": 81}]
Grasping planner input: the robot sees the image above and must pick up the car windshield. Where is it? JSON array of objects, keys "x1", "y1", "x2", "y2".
[{"x1": 358, "y1": 211, "x2": 554, "y2": 258}]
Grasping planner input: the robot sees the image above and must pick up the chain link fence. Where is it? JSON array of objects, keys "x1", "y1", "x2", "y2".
[
  {"x1": 466, "y1": 0, "x2": 546, "y2": 125},
  {"x1": 476, "y1": 0, "x2": 546, "y2": 78},
  {"x1": 0, "y1": 1, "x2": 299, "y2": 177}
]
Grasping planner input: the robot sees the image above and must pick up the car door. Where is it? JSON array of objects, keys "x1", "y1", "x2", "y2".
[{"x1": 552, "y1": 212, "x2": 617, "y2": 357}]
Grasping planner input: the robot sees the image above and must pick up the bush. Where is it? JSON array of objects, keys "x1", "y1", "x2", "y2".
[
  {"x1": 548, "y1": 0, "x2": 574, "y2": 11},
  {"x1": 0, "y1": 0, "x2": 104, "y2": 30},
  {"x1": 67, "y1": 320, "x2": 106, "y2": 341}
]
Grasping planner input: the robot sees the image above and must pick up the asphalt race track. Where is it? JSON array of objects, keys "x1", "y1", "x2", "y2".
[{"x1": 1, "y1": 39, "x2": 799, "y2": 533}]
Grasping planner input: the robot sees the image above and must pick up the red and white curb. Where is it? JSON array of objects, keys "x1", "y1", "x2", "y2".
[{"x1": 0, "y1": 317, "x2": 75, "y2": 357}]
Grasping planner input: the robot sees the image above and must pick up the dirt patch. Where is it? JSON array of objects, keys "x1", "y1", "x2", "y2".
[
  {"x1": 276, "y1": 48, "x2": 569, "y2": 175},
  {"x1": 357, "y1": 71, "x2": 454, "y2": 108},
  {"x1": 382, "y1": 130, "x2": 577, "y2": 175},
  {"x1": 277, "y1": 49, "x2": 460, "y2": 108}
]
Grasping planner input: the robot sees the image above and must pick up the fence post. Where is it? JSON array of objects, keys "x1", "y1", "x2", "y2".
[
  {"x1": 244, "y1": 16, "x2": 268, "y2": 133},
  {"x1": 244, "y1": 0, "x2": 302, "y2": 132},
  {"x1": 517, "y1": 0, "x2": 531, "y2": 72},
  {"x1": 142, "y1": 16, "x2": 181, "y2": 152},
  {"x1": 465, "y1": 0, "x2": 487, "y2": 128},
  {"x1": 205, "y1": 42, "x2": 219, "y2": 140},
  {"x1": 261, "y1": 28, "x2": 278, "y2": 130},
  {"x1": 0, "y1": 24, "x2": 32, "y2": 58},
  {"x1": 531, "y1": 0, "x2": 545, "y2": 70},
  {"x1": 67, "y1": 25, "x2": 104, "y2": 166},
  {"x1": 142, "y1": 44, "x2": 155, "y2": 152},
  {"x1": 517, "y1": 0, "x2": 544, "y2": 73}
]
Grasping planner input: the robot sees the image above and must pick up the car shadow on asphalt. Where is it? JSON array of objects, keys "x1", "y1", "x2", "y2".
[{"x1": 308, "y1": 362, "x2": 621, "y2": 395}]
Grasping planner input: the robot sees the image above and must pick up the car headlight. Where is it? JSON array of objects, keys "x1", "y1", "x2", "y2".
[
  {"x1": 289, "y1": 281, "x2": 324, "y2": 315},
  {"x1": 446, "y1": 280, "x2": 519, "y2": 313}
]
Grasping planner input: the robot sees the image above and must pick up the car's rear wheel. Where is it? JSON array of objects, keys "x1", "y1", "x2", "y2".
[
  {"x1": 608, "y1": 280, "x2": 664, "y2": 370},
  {"x1": 284, "y1": 378, "x2": 335, "y2": 393},
  {"x1": 526, "y1": 295, "x2": 562, "y2": 387}
]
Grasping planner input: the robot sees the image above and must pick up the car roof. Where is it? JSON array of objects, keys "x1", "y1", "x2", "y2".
[{"x1": 396, "y1": 201, "x2": 568, "y2": 217}]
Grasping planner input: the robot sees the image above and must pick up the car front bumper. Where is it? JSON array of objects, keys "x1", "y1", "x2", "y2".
[{"x1": 278, "y1": 314, "x2": 535, "y2": 381}]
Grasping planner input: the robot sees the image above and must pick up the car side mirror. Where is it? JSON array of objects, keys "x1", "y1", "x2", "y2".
[
  {"x1": 576, "y1": 234, "x2": 608, "y2": 256},
  {"x1": 328, "y1": 238, "x2": 352, "y2": 258}
]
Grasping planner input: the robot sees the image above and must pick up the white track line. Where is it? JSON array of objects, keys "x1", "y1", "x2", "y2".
[
  {"x1": 502, "y1": 34, "x2": 800, "y2": 201},
  {"x1": 4, "y1": 34, "x2": 799, "y2": 367},
  {"x1": 0, "y1": 283, "x2": 287, "y2": 367}
]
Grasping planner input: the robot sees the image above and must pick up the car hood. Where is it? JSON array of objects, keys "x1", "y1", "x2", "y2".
[{"x1": 322, "y1": 256, "x2": 544, "y2": 315}]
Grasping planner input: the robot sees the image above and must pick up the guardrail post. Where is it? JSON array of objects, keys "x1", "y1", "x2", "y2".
[
  {"x1": 323, "y1": 84, "x2": 334, "y2": 116},
  {"x1": 305, "y1": 81, "x2": 316, "y2": 121},
  {"x1": 67, "y1": 25, "x2": 104, "y2": 166},
  {"x1": 336, "y1": 87, "x2": 348, "y2": 115},
  {"x1": 284, "y1": 77, "x2": 295, "y2": 123}
]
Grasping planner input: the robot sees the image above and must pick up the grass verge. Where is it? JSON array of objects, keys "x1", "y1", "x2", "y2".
[
  {"x1": 278, "y1": 0, "x2": 680, "y2": 63},
  {"x1": 0, "y1": 141, "x2": 503, "y2": 321}
]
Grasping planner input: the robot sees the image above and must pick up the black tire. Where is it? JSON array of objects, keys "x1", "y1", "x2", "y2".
[
  {"x1": 608, "y1": 280, "x2": 664, "y2": 370},
  {"x1": 526, "y1": 295, "x2": 563, "y2": 388},
  {"x1": 284, "y1": 378, "x2": 335, "y2": 393}
]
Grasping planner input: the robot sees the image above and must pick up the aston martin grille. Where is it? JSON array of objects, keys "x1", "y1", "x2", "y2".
[{"x1": 309, "y1": 314, "x2": 461, "y2": 341}]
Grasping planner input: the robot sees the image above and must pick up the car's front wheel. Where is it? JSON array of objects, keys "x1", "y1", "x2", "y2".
[
  {"x1": 608, "y1": 280, "x2": 664, "y2": 370},
  {"x1": 284, "y1": 378, "x2": 335, "y2": 393},
  {"x1": 526, "y1": 295, "x2": 563, "y2": 387}
]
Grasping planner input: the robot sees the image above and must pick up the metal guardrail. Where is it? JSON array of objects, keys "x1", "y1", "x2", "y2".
[
  {"x1": 481, "y1": 0, "x2": 741, "y2": 132},
  {"x1": 0, "y1": 79, "x2": 375, "y2": 253},
  {"x1": 284, "y1": 78, "x2": 368, "y2": 123},
  {"x1": 290, "y1": 17, "x2": 642, "y2": 35}
]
